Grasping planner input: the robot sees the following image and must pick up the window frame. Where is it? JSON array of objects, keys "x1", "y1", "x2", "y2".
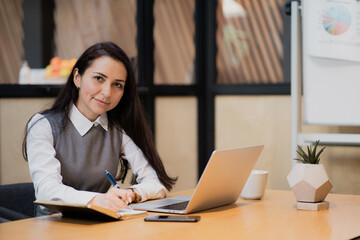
[{"x1": 0, "y1": 0, "x2": 291, "y2": 178}]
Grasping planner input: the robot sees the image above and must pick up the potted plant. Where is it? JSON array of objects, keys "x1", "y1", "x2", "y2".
[{"x1": 287, "y1": 140, "x2": 332, "y2": 203}]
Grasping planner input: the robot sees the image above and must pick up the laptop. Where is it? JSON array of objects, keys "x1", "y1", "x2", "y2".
[{"x1": 133, "y1": 145, "x2": 264, "y2": 214}]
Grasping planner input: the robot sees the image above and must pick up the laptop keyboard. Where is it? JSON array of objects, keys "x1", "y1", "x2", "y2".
[{"x1": 157, "y1": 201, "x2": 189, "y2": 210}]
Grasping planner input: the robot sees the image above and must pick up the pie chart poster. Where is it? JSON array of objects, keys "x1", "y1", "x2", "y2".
[{"x1": 305, "y1": 0, "x2": 360, "y2": 63}]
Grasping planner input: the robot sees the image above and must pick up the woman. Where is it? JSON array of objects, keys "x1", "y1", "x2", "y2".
[{"x1": 23, "y1": 42, "x2": 176, "y2": 215}]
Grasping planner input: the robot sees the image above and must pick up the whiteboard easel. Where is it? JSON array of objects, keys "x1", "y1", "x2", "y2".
[{"x1": 291, "y1": 0, "x2": 360, "y2": 167}]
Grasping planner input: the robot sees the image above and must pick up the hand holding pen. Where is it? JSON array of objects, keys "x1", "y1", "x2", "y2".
[{"x1": 105, "y1": 170, "x2": 134, "y2": 210}]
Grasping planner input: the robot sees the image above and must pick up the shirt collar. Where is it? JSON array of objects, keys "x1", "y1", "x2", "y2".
[{"x1": 69, "y1": 104, "x2": 109, "y2": 136}]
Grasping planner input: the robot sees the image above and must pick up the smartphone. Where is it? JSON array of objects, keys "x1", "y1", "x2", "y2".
[{"x1": 144, "y1": 215, "x2": 201, "y2": 222}]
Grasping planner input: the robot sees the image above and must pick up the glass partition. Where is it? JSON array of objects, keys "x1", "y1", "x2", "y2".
[
  {"x1": 154, "y1": 0, "x2": 195, "y2": 85},
  {"x1": 0, "y1": 0, "x2": 23, "y2": 84},
  {"x1": 216, "y1": 0, "x2": 286, "y2": 84},
  {"x1": 0, "y1": 0, "x2": 137, "y2": 85}
]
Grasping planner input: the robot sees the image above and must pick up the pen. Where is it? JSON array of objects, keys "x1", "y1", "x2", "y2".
[{"x1": 105, "y1": 170, "x2": 134, "y2": 210}]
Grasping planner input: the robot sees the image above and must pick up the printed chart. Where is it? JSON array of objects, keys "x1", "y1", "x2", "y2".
[
  {"x1": 306, "y1": 0, "x2": 360, "y2": 62},
  {"x1": 322, "y1": 5, "x2": 351, "y2": 35}
]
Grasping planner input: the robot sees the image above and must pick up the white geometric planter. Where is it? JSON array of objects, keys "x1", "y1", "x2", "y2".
[{"x1": 287, "y1": 163, "x2": 332, "y2": 203}]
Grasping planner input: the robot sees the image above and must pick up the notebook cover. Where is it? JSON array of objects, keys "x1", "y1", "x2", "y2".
[{"x1": 34, "y1": 200, "x2": 147, "y2": 221}]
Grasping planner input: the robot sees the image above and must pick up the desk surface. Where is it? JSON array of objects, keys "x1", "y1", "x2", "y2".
[{"x1": 1, "y1": 189, "x2": 360, "y2": 240}]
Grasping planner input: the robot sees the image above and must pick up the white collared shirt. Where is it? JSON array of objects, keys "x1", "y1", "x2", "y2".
[{"x1": 27, "y1": 104, "x2": 167, "y2": 205}]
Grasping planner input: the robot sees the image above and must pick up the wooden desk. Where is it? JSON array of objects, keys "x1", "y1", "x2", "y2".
[{"x1": 1, "y1": 189, "x2": 360, "y2": 240}]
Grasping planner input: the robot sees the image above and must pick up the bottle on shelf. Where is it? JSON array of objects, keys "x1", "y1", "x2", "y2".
[{"x1": 19, "y1": 60, "x2": 31, "y2": 84}]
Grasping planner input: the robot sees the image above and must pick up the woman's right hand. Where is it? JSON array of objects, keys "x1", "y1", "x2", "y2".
[{"x1": 88, "y1": 187, "x2": 131, "y2": 212}]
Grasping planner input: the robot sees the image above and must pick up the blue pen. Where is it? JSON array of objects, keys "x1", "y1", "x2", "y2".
[
  {"x1": 105, "y1": 170, "x2": 133, "y2": 210},
  {"x1": 105, "y1": 170, "x2": 120, "y2": 189}
]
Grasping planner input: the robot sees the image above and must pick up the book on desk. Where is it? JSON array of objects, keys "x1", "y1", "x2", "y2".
[{"x1": 34, "y1": 200, "x2": 147, "y2": 221}]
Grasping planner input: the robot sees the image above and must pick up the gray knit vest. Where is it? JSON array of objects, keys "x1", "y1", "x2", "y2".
[{"x1": 44, "y1": 112, "x2": 122, "y2": 193}]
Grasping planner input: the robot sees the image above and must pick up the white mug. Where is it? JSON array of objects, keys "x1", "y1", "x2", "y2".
[{"x1": 241, "y1": 170, "x2": 269, "y2": 200}]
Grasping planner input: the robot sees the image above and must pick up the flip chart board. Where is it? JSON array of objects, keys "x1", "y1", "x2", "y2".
[{"x1": 302, "y1": 0, "x2": 360, "y2": 126}]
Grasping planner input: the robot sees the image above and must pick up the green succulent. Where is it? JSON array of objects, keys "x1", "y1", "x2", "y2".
[{"x1": 295, "y1": 140, "x2": 326, "y2": 164}]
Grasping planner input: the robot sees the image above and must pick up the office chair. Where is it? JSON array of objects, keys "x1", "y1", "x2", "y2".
[{"x1": 0, "y1": 182, "x2": 35, "y2": 223}]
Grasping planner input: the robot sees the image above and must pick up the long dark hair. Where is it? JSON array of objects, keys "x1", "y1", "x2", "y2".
[{"x1": 23, "y1": 41, "x2": 176, "y2": 190}]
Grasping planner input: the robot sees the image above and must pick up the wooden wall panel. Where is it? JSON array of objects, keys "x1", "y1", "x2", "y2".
[
  {"x1": 54, "y1": 0, "x2": 137, "y2": 60},
  {"x1": 0, "y1": 0, "x2": 23, "y2": 84},
  {"x1": 217, "y1": 0, "x2": 285, "y2": 84},
  {"x1": 154, "y1": 0, "x2": 195, "y2": 85}
]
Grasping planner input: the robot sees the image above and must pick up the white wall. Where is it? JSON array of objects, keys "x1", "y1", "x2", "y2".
[
  {"x1": 0, "y1": 98, "x2": 54, "y2": 184},
  {"x1": 216, "y1": 96, "x2": 292, "y2": 191},
  {"x1": 155, "y1": 97, "x2": 198, "y2": 192}
]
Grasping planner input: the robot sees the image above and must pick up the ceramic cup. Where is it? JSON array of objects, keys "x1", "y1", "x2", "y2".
[{"x1": 241, "y1": 170, "x2": 269, "y2": 200}]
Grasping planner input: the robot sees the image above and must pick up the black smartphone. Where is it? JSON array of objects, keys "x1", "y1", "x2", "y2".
[{"x1": 144, "y1": 215, "x2": 201, "y2": 222}]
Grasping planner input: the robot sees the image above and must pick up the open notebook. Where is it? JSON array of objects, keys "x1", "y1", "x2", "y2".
[{"x1": 34, "y1": 200, "x2": 147, "y2": 221}]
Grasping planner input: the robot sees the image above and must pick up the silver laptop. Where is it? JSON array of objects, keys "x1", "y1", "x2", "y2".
[{"x1": 133, "y1": 145, "x2": 264, "y2": 214}]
